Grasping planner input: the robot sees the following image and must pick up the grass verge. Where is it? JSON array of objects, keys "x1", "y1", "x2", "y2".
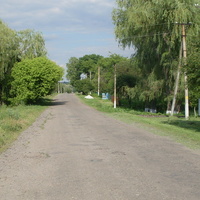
[
  {"x1": 0, "y1": 97, "x2": 53, "y2": 153},
  {"x1": 78, "y1": 94, "x2": 200, "y2": 150}
]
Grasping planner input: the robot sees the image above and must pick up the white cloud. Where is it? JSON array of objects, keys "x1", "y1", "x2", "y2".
[
  {"x1": 0, "y1": 0, "x2": 114, "y2": 30},
  {"x1": 0, "y1": 0, "x2": 134, "y2": 65}
]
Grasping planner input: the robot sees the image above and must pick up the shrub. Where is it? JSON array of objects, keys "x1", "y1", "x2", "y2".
[
  {"x1": 75, "y1": 79, "x2": 94, "y2": 95},
  {"x1": 10, "y1": 57, "x2": 64, "y2": 104}
]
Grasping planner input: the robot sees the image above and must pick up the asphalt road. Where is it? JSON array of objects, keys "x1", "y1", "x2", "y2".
[{"x1": 0, "y1": 93, "x2": 200, "y2": 200}]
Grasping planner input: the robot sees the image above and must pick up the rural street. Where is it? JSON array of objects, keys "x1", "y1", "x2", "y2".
[{"x1": 0, "y1": 93, "x2": 200, "y2": 200}]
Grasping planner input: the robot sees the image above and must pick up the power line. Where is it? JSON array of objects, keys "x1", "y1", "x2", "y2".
[
  {"x1": 132, "y1": 22, "x2": 171, "y2": 29},
  {"x1": 119, "y1": 32, "x2": 171, "y2": 40}
]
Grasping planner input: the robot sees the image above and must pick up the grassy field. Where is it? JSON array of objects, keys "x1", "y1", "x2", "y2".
[
  {"x1": 0, "y1": 102, "x2": 49, "y2": 153},
  {"x1": 78, "y1": 94, "x2": 200, "y2": 149}
]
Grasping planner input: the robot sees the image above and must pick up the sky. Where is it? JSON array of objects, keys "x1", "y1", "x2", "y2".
[{"x1": 0, "y1": 0, "x2": 134, "y2": 69}]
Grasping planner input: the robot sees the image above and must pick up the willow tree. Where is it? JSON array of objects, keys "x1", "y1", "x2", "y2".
[
  {"x1": 113, "y1": 0, "x2": 200, "y2": 111},
  {"x1": 0, "y1": 20, "x2": 19, "y2": 103},
  {"x1": 17, "y1": 29, "x2": 47, "y2": 60}
]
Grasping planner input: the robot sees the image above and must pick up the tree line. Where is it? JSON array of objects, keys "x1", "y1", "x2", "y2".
[
  {"x1": 0, "y1": 20, "x2": 63, "y2": 105},
  {"x1": 66, "y1": 0, "x2": 200, "y2": 115}
]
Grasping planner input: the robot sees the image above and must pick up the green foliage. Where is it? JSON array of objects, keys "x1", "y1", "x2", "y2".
[
  {"x1": 66, "y1": 54, "x2": 103, "y2": 87},
  {"x1": 0, "y1": 20, "x2": 19, "y2": 103},
  {"x1": 116, "y1": 60, "x2": 138, "y2": 91},
  {"x1": 75, "y1": 78, "x2": 94, "y2": 95},
  {"x1": 94, "y1": 54, "x2": 128, "y2": 94},
  {"x1": 79, "y1": 54, "x2": 103, "y2": 76},
  {"x1": 0, "y1": 19, "x2": 48, "y2": 104},
  {"x1": 65, "y1": 85, "x2": 73, "y2": 93},
  {"x1": 113, "y1": 0, "x2": 200, "y2": 48},
  {"x1": 186, "y1": 51, "x2": 200, "y2": 108},
  {"x1": 95, "y1": 56, "x2": 115, "y2": 94},
  {"x1": 112, "y1": 0, "x2": 200, "y2": 112},
  {"x1": 10, "y1": 57, "x2": 64, "y2": 104},
  {"x1": 58, "y1": 83, "x2": 73, "y2": 93},
  {"x1": 66, "y1": 57, "x2": 81, "y2": 86},
  {"x1": 17, "y1": 29, "x2": 47, "y2": 60},
  {"x1": 66, "y1": 54, "x2": 126, "y2": 95}
]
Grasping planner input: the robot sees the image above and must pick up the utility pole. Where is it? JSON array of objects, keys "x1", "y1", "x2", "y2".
[
  {"x1": 175, "y1": 22, "x2": 191, "y2": 120},
  {"x1": 90, "y1": 71, "x2": 92, "y2": 81},
  {"x1": 98, "y1": 66, "x2": 100, "y2": 96},
  {"x1": 114, "y1": 64, "x2": 117, "y2": 109},
  {"x1": 58, "y1": 82, "x2": 60, "y2": 93},
  {"x1": 171, "y1": 43, "x2": 182, "y2": 116},
  {"x1": 182, "y1": 24, "x2": 189, "y2": 120}
]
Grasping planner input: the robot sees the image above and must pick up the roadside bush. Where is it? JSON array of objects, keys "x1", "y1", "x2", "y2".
[
  {"x1": 10, "y1": 57, "x2": 64, "y2": 105},
  {"x1": 75, "y1": 79, "x2": 94, "y2": 95}
]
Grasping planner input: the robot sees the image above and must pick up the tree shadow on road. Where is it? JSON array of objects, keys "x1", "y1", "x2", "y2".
[
  {"x1": 51, "y1": 99, "x2": 68, "y2": 106},
  {"x1": 36, "y1": 98, "x2": 68, "y2": 106}
]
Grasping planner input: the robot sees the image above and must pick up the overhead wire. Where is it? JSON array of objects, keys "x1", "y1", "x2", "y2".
[
  {"x1": 117, "y1": 21, "x2": 199, "y2": 40},
  {"x1": 120, "y1": 32, "x2": 171, "y2": 39},
  {"x1": 116, "y1": 22, "x2": 174, "y2": 40}
]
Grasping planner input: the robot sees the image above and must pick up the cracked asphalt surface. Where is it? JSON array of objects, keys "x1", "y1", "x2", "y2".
[{"x1": 0, "y1": 93, "x2": 200, "y2": 200}]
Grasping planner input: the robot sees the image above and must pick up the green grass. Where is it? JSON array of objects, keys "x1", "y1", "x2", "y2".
[
  {"x1": 78, "y1": 94, "x2": 200, "y2": 149},
  {"x1": 0, "y1": 100, "x2": 51, "y2": 153}
]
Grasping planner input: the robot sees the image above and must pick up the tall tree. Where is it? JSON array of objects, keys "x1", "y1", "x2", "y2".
[
  {"x1": 0, "y1": 20, "x2": 19, "y2": 103},
  {"x1": 17, "y1": 29, "x2": 47, "y2": 60},
  {"x1": 112, "y1": 0, "x2": 200, "y2": 111},
  {"x1": 186, "y1": 50, "x2": 200, "y2": 115},
  {"x1": 93, "y1": 54, "x2": 127, "y2": 95},
  {"x1": 66, "y1": 54, "x2": 103, "y2": 86},
  {"x1": 66, "y1": 57, "x2": 81, "y2": 86},
  {"x1": 0, "y1": 20, "x2": 50, "y2": 104},
  {"x1": 78, "y1": 54, "x2": 103, "y2": 78}
]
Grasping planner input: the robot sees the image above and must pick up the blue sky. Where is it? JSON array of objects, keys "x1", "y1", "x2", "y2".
[{"x1": 0, "y1": 0, "x2": 134, "y2": 68}]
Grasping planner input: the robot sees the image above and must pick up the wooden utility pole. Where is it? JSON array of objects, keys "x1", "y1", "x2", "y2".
[
  {"x1": 98, "y1": 66, "x2": 100, "y2": 96},
  {"x1": 114, "y1": 64, "x2": 117, "y2": 109},
  {"x1": 90, "y1": 71, "x2": 92, "y2": 81},
  {"x1": 175, "y1": 22, "x2": 191, "y2": 120},
  {"x1": 58, "y1": 82, "x2": 60, "y2": 93},
  {"x1": 171, "y1": 43, "x2": 182, "y2": 116},
  {"x1": 182, "y1": 24, "x2": 189, "y2": 120}
]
